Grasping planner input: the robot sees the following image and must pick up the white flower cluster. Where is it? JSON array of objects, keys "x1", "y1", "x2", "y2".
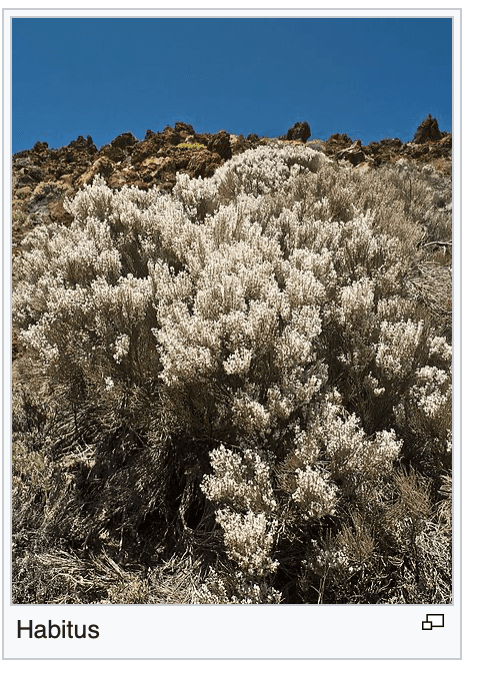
[
  {"x1": 212, "y1": 141, "x2": 323, "y2": 200},
  {"x1": 104, "y1": 376, "x2": 114, "y2": 391},
  {"x1": 228, "y1": 575, "x2": 282, "y2": 604},
  {"x1": 223, "y1": 348, "x2": 252, "y2": 376},
  {"x1": 201, "y1": 445, "x2": 276, "y2": 514},
  {"x1": 215, "y1": 508, "x2": 279, "y2": 577},
  {"x1": 112, "y1": 333, "x2": 130, "y2": 364},
  {"x1": 428, "y1": 335, "x2": 452, "y2": 363},
  {"x1": 231, "y1": 392, "x2": 271, "y2": 438},
  {"x1": 338, "y1": 277, "x2": 375, "y2": 328},
  {"x1": 195, "y1": 568, "x2": 282, "y2": 604},
  {"x1": 308, "y1": 544, "x2": 351, "y2": 574},
  {"x1": 376, "y1": 320, "x2": 425, "y2": 381},
  {"x1": 319, "y1": 393, "x2": 402, "y2": 482},
  {"x1": 363, "y1": 373, "x2": 386, "y2": 397},
  {"x1": 172, "y1": 172, "x2": 219, "y2": 221},
  {"x1": 393, "y1": 333, "x2": 452, "y2": 455},
  {"x1": 411, "y1": 358, "x2": 452, "y2": 425},
  {"x1": 292, "y1": 466, "x2": 338, "y2": 519}
]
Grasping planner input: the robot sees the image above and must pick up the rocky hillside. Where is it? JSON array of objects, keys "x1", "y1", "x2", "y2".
[
  {"x1": 12, "y1": 115, "x2": 451, "y2": 252},
  {"x1": 11, "y1": 116, "x2": 453, "y2": 605}
]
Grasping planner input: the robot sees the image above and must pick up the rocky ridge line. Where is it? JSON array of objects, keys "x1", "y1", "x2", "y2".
[{"x1": 12, "y1": 116, "x2": 451, "y2": 251}]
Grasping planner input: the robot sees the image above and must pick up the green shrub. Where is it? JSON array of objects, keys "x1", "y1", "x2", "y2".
[
  {"x1": 12, "y1": 143, "x2": 451, "y2": 603},
  {"x1": 176, "y1": 142, "x2": 206, "y2": 150}
]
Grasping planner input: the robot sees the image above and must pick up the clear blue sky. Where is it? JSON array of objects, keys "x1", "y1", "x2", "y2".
[{"x1": 12, "y1": 17, "x2": 452, "y2": 154}]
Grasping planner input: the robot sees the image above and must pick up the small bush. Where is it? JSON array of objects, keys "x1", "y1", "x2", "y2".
[
  {"x1": 176, "y1": 142, "x2": 206, "y2": 150},
  {"x1": 12, "y1": 142, "x2": 451, "y2": 603}
]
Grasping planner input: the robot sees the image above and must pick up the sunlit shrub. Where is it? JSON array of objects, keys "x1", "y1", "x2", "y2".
[{"x1": 12, "y1": 142, "x2": 451, "y2": 603}]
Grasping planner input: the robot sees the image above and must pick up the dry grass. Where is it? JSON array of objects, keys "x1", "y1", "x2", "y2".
[{"x1": 14, "y1": 547, "x2": 212, "y2": 605}]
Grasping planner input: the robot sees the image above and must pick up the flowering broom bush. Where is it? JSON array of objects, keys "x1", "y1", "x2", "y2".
[{"x1": 12, "y1": 142, "x2": 451, "y2": 604}]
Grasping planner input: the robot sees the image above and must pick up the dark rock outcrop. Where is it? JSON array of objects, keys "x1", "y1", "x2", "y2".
[
  {"x1": 282, "y1": 121, "x2": 311, "y2": 143},
  {"x1": 321, "y1": 133, "x2": 353, "y2": 157},
  {"x1": 174, "y1": 121, "x2": 195, "y2": 137},
  {"x1": 336, "y1": 139, "x2": 366, "y2": 166},
  {"x1": 111, "y1": 132, "x2": 138, "y2": 149},
  {"x1": 412, "y1": 114, "x2": 442, "y2": 144},
  {"x1": 206, "y1": 130, "x2": 232, "y2": 160}
]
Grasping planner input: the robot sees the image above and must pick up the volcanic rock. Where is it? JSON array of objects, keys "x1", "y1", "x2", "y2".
[
  {"x1": 76, "y1": 156, "x2": 114, "y2": 188},
  {"x1": 412, "y1": 114, "x2": 442, "y2": 144},
  {"x1": 282, "y1": 121, "x2": 311, "y2": 143},
  {"x1": 207, "y1": 130, "x2": 232, "y2": 160},
  {"x1": 229, "y1": 133, "x2": 252, "y2": 156},
  {"x1": 188, "y1": 148, "x2": 223, "y2": 178},
  {"x1": 174, "y1": 122, "x2": 196, "y2": 137},
  {"x1": 322, "y1": 133, "x2": 353, "y2": 157},
  {"x1": 111, "y1": 132, "x2": 138, "y2": 149},
  {"x1": 32, "y1": 141, "x2": 49, "y2": 153},
  {"x1": 160, "y1": 126, "x2": 182, "y2": 146},
  {"x1": 68, "y1": 134, "x2": 97, "y2": 152},
  {"x1": 336, "y1": 139, "x2": 366, "y2": 166}
]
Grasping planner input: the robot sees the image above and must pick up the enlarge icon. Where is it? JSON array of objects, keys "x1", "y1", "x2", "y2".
[{"x1": 422, "y1": 614, "x2": 444, "y2": 630}]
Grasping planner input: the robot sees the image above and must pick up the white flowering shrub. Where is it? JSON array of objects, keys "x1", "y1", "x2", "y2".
[
  {"x1": 13, "y1": 143, "x2": 451, "y2": 603},
  {"x1": 194, "y1": 568, "x2": 282, "y2": 604},
  {"x1": 317, "y1": 392, "x2": 402, "y2": 491},
  {"x1": 214, "y1": 509, "x2": 279, "y2": 577},
  {"x1": 201, "y1": 445, "x2": 276, "y2": 514},
  {"x1": 291, "y1": 466, "x2": 338, "y2": 520}
]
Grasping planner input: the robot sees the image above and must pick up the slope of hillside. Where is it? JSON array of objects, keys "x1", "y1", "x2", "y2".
[{"x1": 11, "y1": 117, "x2": 452, "y2": 605}]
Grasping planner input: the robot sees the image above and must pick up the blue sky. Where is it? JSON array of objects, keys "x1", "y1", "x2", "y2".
[{"x1": 12, "y1": 17, "x2": 452, "y2": 154}]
